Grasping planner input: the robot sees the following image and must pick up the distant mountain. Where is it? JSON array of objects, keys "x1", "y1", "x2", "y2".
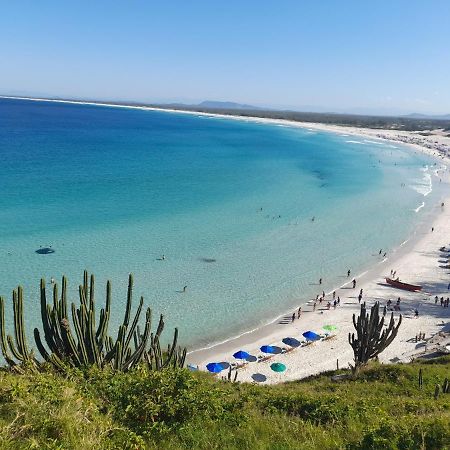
[
  {"x1": 404, "y1": 113, "x2": 450, "y2": 120},
  {"x1": 197, "y1": 100, "x2": 261, "y2": 110}
]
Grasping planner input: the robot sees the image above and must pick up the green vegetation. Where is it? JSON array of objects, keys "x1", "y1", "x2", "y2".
[
  {"x1": 0, "y1": 272, "x2": 186, "y2": 373},
  {"x1": 0, "y1": 357, "x2": 449, "y2": 449}
]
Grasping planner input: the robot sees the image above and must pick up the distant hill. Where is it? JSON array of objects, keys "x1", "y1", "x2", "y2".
[
  {"x1": 197, "y1": 100, "x2": 261, "y2": 110},
  {"x1": 405, "y1": 113, "x2": 450, "y2": 120}
]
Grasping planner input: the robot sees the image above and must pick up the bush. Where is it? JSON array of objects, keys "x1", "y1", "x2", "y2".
[{"x1": 88, "y1": 367, "x2": 241, "y2": 436}]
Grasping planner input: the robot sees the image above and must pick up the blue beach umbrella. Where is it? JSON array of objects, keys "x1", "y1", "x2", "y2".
[
  {"x1": 260, "y1": 345, "x2": 282, "y2": 354},
  {"x1": 302, "y1": 331, "x2": 321, "y2": 341},
  {"x1": 206, "y1": 362, "x2": 225, "y2": 373},
  {"x1": 282, "y1": 337, "x2": 301, "y2": 348},
  {"x1": 233, "y1": 350, "x2": 250, "y2": 360}
]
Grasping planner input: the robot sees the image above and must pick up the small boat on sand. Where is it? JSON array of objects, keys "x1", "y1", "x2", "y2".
[{"x1": 385, "y1": 277, "x2": 422, "y2": 292}]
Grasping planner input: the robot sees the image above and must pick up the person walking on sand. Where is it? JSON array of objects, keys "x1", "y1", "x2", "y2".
[
  {"x1": 292, "y1": 313, "x2": 296, "y2": 322},
  {"x1": 333, "y1": 291, "x2": 336, "y2": 300},
  {"x1": 358, "y1": 293, "x2": 362, "y2": 303},
  {"x1": 347, "y1": 269, "x2": 351, "y2": 277},
  {"x1": 313, "y1": 302, "x2": 317, "y2": 311},
  {"x1": 333, "y1": 300, "x2": 337, "y2": 308},
  {"x1": 297, "y1": 307, "x2": 302, "y2": 319},
  {"x1": 352, "y1": 278, "x2": 356, "y2": 289},
  {"x1": 337, "y1": 296, "x2": 340, "y2": 305}
]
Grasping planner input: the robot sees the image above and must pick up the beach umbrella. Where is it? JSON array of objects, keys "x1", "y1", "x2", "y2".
[
  {"x1": 270, "y1": 362, "x2": 286, "y2": 372},
  {"x1": 323, "y1": 325, "x2": 337, "y2": 332},
  {"x1": 206, "y1": 362, "x2": 225, "y2": 373},
  {"x1": 260, "y1": 345, "x2": 282, "y2": 354},
  {"x1": 233, "y1": 350, "x2": 250, "y2": 360},
  {"x1": 282, "y1": 337, "x2": 301, "y2": 347},
  {"x1": 302, "y1": 331, "x2": 321, "y2": 341}
]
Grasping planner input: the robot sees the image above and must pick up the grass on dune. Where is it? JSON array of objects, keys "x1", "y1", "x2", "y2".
[{"x1": 0, "y1": 357, "x2": 449, "y2": 449}]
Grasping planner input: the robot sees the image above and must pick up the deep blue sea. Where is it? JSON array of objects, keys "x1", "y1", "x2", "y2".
[{"x1": 0, "y1": 98, "x2": 443, "y2": 349}]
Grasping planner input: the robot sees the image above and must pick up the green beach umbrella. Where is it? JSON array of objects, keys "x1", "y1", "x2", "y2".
[
  {"x1": 270, "y1": 362, "x2": 286, "y2": 372},
  {"x1": 323, "y1": 325, "x2": 337, "y2": 332}
]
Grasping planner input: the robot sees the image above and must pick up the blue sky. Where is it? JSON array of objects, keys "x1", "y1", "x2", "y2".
[{"x1": 1, "y1": 1, "x2": 450, "y2": 115}]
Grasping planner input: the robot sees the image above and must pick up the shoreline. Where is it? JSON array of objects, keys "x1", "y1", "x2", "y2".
[{"x1": 3, "y1": 95, "x2": 450, "y2": 381}]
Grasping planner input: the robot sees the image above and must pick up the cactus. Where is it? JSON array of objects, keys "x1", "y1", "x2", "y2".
[
  {"x1": 442, "y1": 378, "x2": 449, "y2": 394},
  {"x1": 0, "y1": 288, "x2": 38, "y2": 372},
  {"x1": 434, "y1": 385, "x2": 440, "y2": 399},
  {"x1": 348, "y1": 302, "x2": 402, "y2": 374},
  {"x1": 1, "y1": 271, "x2": 186, "y2": 373}
]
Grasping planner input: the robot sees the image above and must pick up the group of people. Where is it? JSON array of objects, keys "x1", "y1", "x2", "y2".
[
  {"x1": 386, "y1": 297, "x2": 402, "y2": 311},
  {"x1": 434, "y1": 296, "x2": 450, "y2": 307}
]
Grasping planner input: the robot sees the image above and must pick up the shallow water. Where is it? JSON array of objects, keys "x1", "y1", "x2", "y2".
[{"x1": 0, "y1": 98, "x2": 443, "y2": 349}]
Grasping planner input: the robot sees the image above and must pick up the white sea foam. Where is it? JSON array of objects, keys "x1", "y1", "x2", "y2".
[
  {"x1": 410, "y1": 166, "x2": 433, "y2": 197},
  {"x1": 364, "y1": 139, "x2": 384, "y2": 145},
  {"x1": 414, "y1": 202, "x2": 425, "y2": 213},
  {"x1": 345, "y1": 140, "x2": 366, "y2": 145}
]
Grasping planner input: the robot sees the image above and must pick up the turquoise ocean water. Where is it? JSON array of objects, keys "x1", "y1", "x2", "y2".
[{"x1": 0, "y1": 98, "x2": 443, "y2": 349}]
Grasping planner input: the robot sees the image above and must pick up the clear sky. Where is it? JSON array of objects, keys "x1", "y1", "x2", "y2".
[{"x1": 1, "y1": 1, "x2": 450, "y2": 115}]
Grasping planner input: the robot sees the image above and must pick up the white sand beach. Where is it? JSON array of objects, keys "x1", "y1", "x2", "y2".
[{"x1": 3, "y1": 96, "x2": 450, "y2": 384}]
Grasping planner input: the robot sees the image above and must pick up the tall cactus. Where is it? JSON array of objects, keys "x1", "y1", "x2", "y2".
[
  {"x1": 0, "y1": 288, "x2": 37, "y2": 372},
  {"x1": 1, "y1": 271, "x2": 186, "y2": 373},
  {"x1": 348, "y1": 302, "x2": 402, "y2": 374}
]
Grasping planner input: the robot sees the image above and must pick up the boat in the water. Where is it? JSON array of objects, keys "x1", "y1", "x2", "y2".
[{"x1": 385, "y1": 277, "x2": 422, "y2": 292}]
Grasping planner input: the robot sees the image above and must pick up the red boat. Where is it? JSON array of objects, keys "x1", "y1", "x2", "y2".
[{"x1": 385, "y1": 278, "x2": 422, "y2": 292}]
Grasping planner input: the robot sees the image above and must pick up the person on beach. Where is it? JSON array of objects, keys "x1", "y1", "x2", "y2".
[
  {"x1": 332, "y1": 291, "x2": 336, "y2": 300},
  {"x1": 414, "y1": 309, "x2": 419, "y2": 318},
  {"x1": 397, "y1": 297, "x2": 401, "y2": 306},
  {"x1": 431, "y1": 227, "x2": 434, "y2": 232},
  {"x1": 297, "y1": 307, "x2": 302, "y2": 318},
  {"x1": 387, "y1": 299, "x2": 392, "y2": 308},
  {"x1": 316, "y1": 294, "x2": 319, "y2": 301},
  {"x1": 392, "y1": 270, "x2": 396, "y2": 278},
  {"x1": 183, "y1": 285, "x2": 187, "y2": 293},
  {"x1": 319, "y1": 297, "x2": 323, "y2": 304},
  {"x1": 379, "y1": 249, "x2": 382, "y2": 255},
  {"x1": 347, "y1": 269, "x2": 351, "y2": 277},
  {"x1": 333, "y1": 300, "x2": 337, "y2": 308},
  {"x1": 383, "y1": 252, "x2": 386, "y2": 258},
  {"x1": 319, "y1": 278, "x2": 322, "y2": 285},
  {"x1": 313, "y1": 302, "x2": 317, "y2": 311},
  {"x1": 327, "y1": 302, "x2": 331, "y2": 309},
  {"x1": 358, "y1": 293, "x2": 362, "y2": 303},
  {"x1": 435, "y1": 296, "x2": 439, "y2": 304},
  {"x1": 337, "y1": 296, "x2": 340, "y2": 305},
  {"x1": 322, "y1": 290, "x2": 325, "y2": 298},
  {"x1": 292, "y1": 313, "x2": 296, "y2": 322},
  {"x1": 352, "y1": 279, "x2": 356, "y2": 289},
  {"x1": 359, "y1": 288, "x2": 363, "y2": 296}
]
